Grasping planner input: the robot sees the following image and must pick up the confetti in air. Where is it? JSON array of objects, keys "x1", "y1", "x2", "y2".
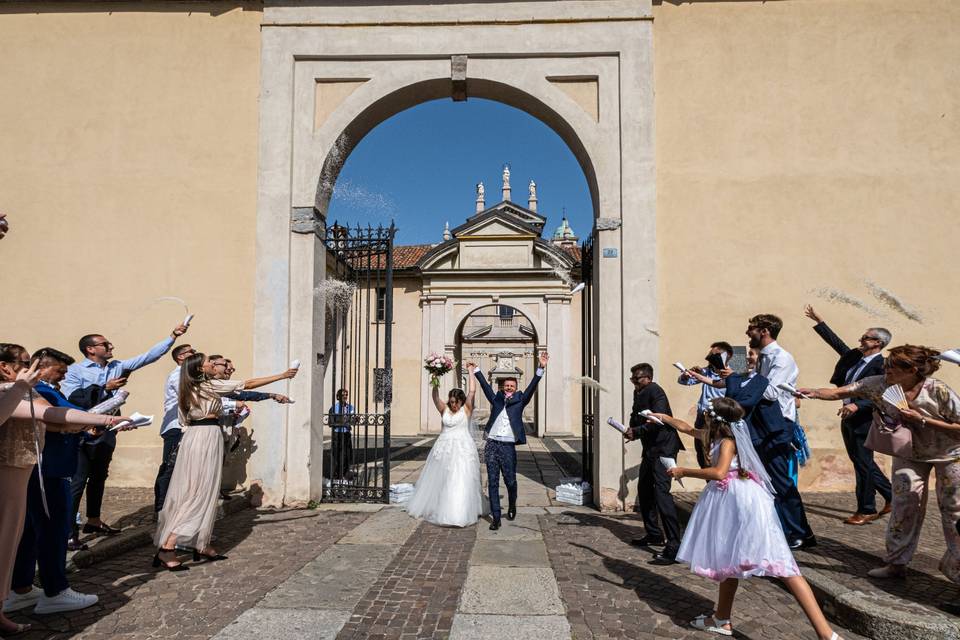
[
  {"x1": 810, "y1": 288, "x2": 883, "y2": 317},
  {"x1": 541, "y1": 252, "x2": 574, "y2": 287},
  {"x1": 315, "y1": 278, "x2": 356, "y2": 312},
  {"x1": 865, "y1": 281, "x2": 924, "y2": 324},
  {"x1": 566, "y1": 375, "x2": 609, "y2": 393}
]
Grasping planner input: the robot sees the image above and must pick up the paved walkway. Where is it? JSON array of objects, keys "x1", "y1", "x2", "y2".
[{"x1": 10, "y1": 438, "x2": 958, "y2": 639}]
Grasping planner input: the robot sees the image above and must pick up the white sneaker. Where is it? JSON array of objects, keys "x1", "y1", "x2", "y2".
[
  {"x1": 3, "y1": 585, "x2": 42, "y2": 613},
  {"x1": 34, "y1": 588, "x2": 98, "y2": 614}
]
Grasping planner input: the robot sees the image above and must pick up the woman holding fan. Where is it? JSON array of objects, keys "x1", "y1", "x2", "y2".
[{"x1": 799, "y1": 345, "x2": 960, "y2": 583}]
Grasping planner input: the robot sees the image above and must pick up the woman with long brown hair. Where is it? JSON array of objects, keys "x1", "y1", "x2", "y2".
[
  {"x1": 0, "y1": 344, "x2": 129, "y2": 635},
  {"x1": 153, "y1": 352, "x2": 297, "y2": 571},
  {"x1": 800, "y1": 344, "x2": 960, "y2": 582}
]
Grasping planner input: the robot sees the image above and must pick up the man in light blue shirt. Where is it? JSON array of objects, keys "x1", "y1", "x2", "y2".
[{"x1": 61, "y1": 322, "x2": 188, "y2": 541}]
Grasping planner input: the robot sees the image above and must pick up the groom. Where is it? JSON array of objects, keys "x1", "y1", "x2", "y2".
[{"x1": 474, "y1": 351, "x2": 549, "y2": 530}]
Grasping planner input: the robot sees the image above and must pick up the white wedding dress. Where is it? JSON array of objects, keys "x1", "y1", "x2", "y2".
[{"x1": 405, "y1": 407, "x2": 488, "y2": 527}]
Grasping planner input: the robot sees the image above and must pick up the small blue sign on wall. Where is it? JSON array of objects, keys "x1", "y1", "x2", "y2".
[{"x1": 602, "y1": 248, "x2": 618, "y2": 258}]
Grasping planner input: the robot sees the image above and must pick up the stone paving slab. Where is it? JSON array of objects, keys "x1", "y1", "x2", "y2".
[
  {"x1": 475, "y1": 513, "x2": 542, "y2": 541},
  {"x1": 459, "y1": 566, "x2": 564, "y2": 615},
  {"x1": 258, "y1": 543, "x2": 401, "y2": 610},
  {"x1": 468, "y1": 540, "x2": 550, "y2": 568},
  {"x1": 449, "y1": 614, "x2": 571, "y2": 639},
  {"x1": 336, "y1": 506, "x2": 418, "y2": 545},
  {"x1": 213, "y1": 608, "x2": 352, "y2": 640}
]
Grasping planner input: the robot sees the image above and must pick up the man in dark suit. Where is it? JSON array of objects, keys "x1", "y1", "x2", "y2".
[
  {"x1": 474, "y1": 351, "x2": 549, "y2": 530},
  {"x1": 624, "y1": 363, "x2": 684, "y2": 564},
  {"x1": 726, "y1": 347, "x2": 816, "y2": 549},
  {"x1": 805, "y1": 305, "x2": 892, "y2": 525}
]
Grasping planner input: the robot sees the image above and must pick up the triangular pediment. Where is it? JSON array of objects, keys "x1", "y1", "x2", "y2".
[{"x1": 451, "y1": 209, "x2": 541, "y2": 239}]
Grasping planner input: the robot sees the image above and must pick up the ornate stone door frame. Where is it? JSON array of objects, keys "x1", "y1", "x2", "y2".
[{"x1": 251, "y1": 1, "x2": 656, "y2": 510}]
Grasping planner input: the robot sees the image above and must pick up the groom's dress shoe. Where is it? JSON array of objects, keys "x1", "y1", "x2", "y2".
[
  {"x1": 489, "y1": 519, "x2": 501, "y2": 531},
  {"x1": 506, "y1": 505, "x2": 516, "y2": 521},
  {"x1": 630, "y1": 536, "x2": 664, "y2": 548},
  {"x1": 649, "y1": 551, "x2": 678, "y2": 565}
]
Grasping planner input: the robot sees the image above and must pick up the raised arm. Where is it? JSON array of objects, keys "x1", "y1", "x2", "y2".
[
  {"x1": 431, "y1": 383, "x2": 446, "y2": 414},
  {"x1": 465, "y1": 363, "x2": 477, "y2": 413},
  {"x1": 241, "y1": 367, "x2": 298, "y2": 390},
  {"x1": 521, "y1": 351, "x2": 549, "y2": 407},
  {"x1": 474, "y1": 368, "x2": 496, "y2": 403},
  {"x1": 796, "y1": 383, "x2": 861, "y2": 402},
  {"x1": 7, "y1": 397, "x2": 127, "y2": 431},
  {"x1": 0, "y1": 368, "x2": 37, "y2": 424},
  {"x1": 669, "y1": 437, "x2": 736, "y2": 482},
  {"x1": 805, "y1": 304, "x2": 850, "y2": 356}
]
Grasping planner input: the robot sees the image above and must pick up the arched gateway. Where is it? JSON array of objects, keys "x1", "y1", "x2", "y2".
[{"x1": 249, "y1": 1, "x2": 657, "y2": 511}]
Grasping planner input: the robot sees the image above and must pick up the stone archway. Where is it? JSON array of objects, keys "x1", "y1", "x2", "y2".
[{"x1": 250, "y1": 1, "x2": 656, "y2": 511}]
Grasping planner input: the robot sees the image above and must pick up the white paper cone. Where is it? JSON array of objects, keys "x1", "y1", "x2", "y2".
[{"x1": 606, "y1": 417, "x2": 628, "y2": 434}]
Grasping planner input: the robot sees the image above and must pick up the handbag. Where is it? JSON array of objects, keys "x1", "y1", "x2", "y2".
[{"x1": 865, "y1": 409, "x2": 913, "y2": 458}]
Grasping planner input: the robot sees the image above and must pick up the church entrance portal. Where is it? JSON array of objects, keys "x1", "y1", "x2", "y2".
[{"x1": 250, "y1": 1, "x2": 657, "y2": 510}]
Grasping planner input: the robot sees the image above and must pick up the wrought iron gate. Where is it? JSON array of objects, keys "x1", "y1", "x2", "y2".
[
  {"x1": 580, "y1": 234, "x2": 595, "y2": 485},
  {"x1": 322, "y1": 222, "x2": 395, "y2": 503}
]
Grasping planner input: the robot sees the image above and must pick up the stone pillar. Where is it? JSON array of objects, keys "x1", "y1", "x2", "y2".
[
  {"x1": 595, "y1": 226, "x2": 627, "y2": 511},
  {"x1": 544, "y1": 294, "x2": 572, "y2": 436},
  {"x1": 419, "y1": 295, "x2": 447, "y2": 434}
]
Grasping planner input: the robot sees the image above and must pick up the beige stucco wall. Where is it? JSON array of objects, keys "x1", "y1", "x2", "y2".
[
  {"x1": 653, "y1": 0, "x2": 960, "y2": 490},
  {"x1": 0, "y1": 2, "x2": 263, "y2": 486}
]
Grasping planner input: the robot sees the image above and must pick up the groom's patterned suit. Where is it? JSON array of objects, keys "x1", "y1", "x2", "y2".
[{"x1": 474, "y1": 366, "x2": 544, "y2": 524}]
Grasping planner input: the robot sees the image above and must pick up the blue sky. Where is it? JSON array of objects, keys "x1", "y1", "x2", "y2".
[{"x1": 327, "y1": 98, "x2": 593, "y2": 247}]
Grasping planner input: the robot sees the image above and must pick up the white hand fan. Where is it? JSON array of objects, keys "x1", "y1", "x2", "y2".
[
  {"x1": 882, "y1": 384, "x2": 908, "y2": 411},
  {"x1": 672, "y1": 361, "x2": 688, "y2": 373}
]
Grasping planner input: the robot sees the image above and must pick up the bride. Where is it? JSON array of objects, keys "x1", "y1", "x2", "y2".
[{"x1": 406, "y1": 362, "x2": 488, "y2": 527}]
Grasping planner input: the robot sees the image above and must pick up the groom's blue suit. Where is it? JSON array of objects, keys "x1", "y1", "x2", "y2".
[{"x1": 475, "y1": 369, "x2": 543, "y2": 520}]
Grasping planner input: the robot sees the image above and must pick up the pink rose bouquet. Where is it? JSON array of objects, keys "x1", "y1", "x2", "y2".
[{"x1": 424, "y1": 352, "x2": 455, "y2": 388}]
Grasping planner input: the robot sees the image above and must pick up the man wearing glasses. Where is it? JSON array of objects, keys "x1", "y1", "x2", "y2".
[
  {"x1": 805, "y1": 305, "x2": 893, "y2": 525},
  {"x1": 623, "y1": 363, "x2": 684, "y2": 564},
  {"x1": 61, "y1": 322, "x2": 188, "y2": 545}
]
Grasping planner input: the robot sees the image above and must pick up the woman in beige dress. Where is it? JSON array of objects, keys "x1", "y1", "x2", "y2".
[{"x1": 153, "y1": 352, "x2": 297, "y2": 571}]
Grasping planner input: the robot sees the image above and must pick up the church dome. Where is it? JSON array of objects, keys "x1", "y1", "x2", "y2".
[{"x1": 553, "y1": 217, "x2": 576, "y2": 240}]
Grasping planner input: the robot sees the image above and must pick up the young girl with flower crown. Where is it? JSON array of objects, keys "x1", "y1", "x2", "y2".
[{"x1": 648, "y1": 397, "x2": 842, "y2": 639}]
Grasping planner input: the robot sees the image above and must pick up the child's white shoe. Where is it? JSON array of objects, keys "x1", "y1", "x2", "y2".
[{"x1": 690, "y1": 613, "x2": 733, "y2": 636}]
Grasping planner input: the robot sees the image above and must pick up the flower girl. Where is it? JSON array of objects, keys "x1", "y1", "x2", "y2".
[{"x1": 648, "y1": 397, "x2": 842, "y2": 640}]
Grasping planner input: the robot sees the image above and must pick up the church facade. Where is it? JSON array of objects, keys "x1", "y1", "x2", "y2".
[{"x1": 380, "y1": 169, "x2": 584, "y2": 437}]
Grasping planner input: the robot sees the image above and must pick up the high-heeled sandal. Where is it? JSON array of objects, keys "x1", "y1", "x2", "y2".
[
  {"x1": 830, "y1": 633, "x2": 843, "y2": 640},
  {"x1": 152, "y1": 548, "x2": 189, "y2": 571},
  {"x1": 193, "y1": 549, "x2": 228, "y2": 563},
  {"x1": 690, "y1": 613, "x2": 733, "y2": 636}
]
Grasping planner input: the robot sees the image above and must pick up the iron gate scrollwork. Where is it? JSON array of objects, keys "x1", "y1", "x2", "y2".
[
  {"x1": 580, "y1": 234, "x2": 595, "y2": 486},
  {"x1": 322, "y1": 222, "x2": 395, "y2": 503}
]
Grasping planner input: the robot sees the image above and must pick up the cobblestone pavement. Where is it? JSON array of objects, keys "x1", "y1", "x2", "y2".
[
  {"x1": 676, "y1": 490, "x2": 960, "y2": 616},
  {"x1": 337, "y1": 522, "x2": 476, "y2": 639},
  {"x1": 540, "y1": 510, "x2": 865, "y2": 640},
  {"x1": 8, "y1": 507, "x2": 372, "y2": 639}
]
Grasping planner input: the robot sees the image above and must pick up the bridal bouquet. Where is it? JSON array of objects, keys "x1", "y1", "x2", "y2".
[{"x1": 424, "y1": 353, "x2": 455, "y2": 388}]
